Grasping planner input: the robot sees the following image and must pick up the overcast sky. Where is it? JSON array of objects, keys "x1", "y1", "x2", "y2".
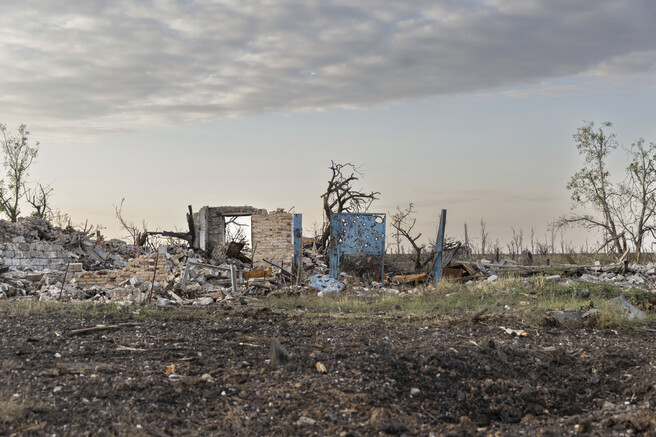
[{"x1": 2, "y1": 0, "x2": 656, "y2": 250}]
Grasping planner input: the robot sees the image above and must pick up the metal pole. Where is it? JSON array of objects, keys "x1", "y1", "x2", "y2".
[
  {"x1": 230, "y1": 265, "x2": 238, "y2": 293},
  {"x1": 433, "y1": 209, "x2": 447, "y2": 284}
]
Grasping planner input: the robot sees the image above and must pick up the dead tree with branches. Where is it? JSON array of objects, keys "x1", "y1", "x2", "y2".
[
  {"x1": 390, "y1": 203, "x2": 424, "y2": 271},
  {"x1": 319, "y1": 161, "x2": 380, "y2": 250},
  {"x1": 114, "y1": 198, "x2": 147, "y2": 247},
  {"x1": 26, "y1": 183, "x2": 53, "y2": 219}
]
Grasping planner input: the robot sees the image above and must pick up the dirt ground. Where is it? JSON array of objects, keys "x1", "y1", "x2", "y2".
[{"x1": 2, "y1": 304, "x2": 656, "y2": 436}]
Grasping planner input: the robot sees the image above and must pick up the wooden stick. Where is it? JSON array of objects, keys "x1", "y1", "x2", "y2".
[
  {"x1": 58, "y1": 261, "x2": 70, "y2": 300},
  {"x1": 68, "y1": 323, "x2": 139, "y2": 336}
]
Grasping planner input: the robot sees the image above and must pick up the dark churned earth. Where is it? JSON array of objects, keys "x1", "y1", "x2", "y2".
[{"x1": 2, "y1": 305, "x2": 656, "y2": 436}]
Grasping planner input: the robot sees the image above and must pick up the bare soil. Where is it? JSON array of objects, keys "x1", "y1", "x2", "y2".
[{"x1": 2, "y1": 305, "x2": 656, "y2": 436}]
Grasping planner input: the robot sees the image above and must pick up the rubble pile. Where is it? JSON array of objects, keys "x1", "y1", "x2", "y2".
[
  {"x1": 4, "y1": 215, "x2": 656, "y2": 305},
  {"x1": 0, "y1": 216, "x2": 307, "y2": 305},
  {"x1": 476, "y1": 258, "x2": 656, "y2": 290}
]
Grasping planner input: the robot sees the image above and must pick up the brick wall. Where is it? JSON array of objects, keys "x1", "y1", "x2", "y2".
[
  {"x1": 74, "y1": 253, "x2": 171, "y2": 288},
  {"x1": 0, "y1": 241, "x2": 71, "y2": 270},
  {"x1": 252, "y1": 209, "x2": 294, "y2": 268}
]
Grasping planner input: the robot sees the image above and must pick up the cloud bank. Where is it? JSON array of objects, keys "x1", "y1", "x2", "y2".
[{"x1": 1, "y1": 0, "x2": 655, "y2": 126}]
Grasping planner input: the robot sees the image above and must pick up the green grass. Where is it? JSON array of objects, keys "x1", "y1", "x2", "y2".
[
  {"x1": 1, "y1": 276, "x2": 654, "y2": 330},
  {"x1": 260, "y1": 276, "x2": 656, "y2": 329}
]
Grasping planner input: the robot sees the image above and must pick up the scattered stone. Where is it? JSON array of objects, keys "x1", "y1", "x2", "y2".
[
  {"x1": 410, "y1": 387, "x2": 421, "y2": 396},
  {"x1": 157, "y1": 297, "x2": 175, "y2": 307},
  {"x1": 487, "y1": 275, "x2": 498, "y2": 283},
  {"x1": 297, "y1": 416, "x2": 316, "y2": 426},
  {"x1": 193, "y1": 297, "x2": 214, "y2": 306}
]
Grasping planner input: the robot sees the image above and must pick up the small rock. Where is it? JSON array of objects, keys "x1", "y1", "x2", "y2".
[
  {"x1": 297, "y1": 416, "x2": 316, "y2": 426},
  {"x1": 157, "y1": 297, "x2": 175, "y2": 307},
  {"x1": 192, "y1": 297, "x2": 214, "y2": 306},
  {"x1": 410, "y1": 387, "x2": 421, "y2": 396},
  {"x1": 487, "y1": 275, "x2": 499, "y2": 283}
]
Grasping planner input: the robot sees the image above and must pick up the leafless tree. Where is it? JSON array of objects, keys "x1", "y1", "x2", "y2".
[
  {"x1": 26, "y1": 183, "x2": 53, "y2": 219},
  {"x1": 320, "y1": 161, "x2": 380, "y2": 250},
  {"x1": 224, "y1": 216, "x2": 250, "y2": 247},
  {"x1": 547, "y1": 227, "x2": 557, "y2": 255},
  {"x1": 479, "y1": 218, "x2": 488, "y2": 255},
  {"x1": 114, "y1": 198, "x2": 147, "y2": 246},
  {"x1": 509, "y1": 227, "x2": 523, "y2": 258},
  {"x1": 390, "y1": 203, "x2": 424, "y2": 271}
]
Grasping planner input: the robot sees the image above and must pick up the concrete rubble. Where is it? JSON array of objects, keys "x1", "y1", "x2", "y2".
[
  {"x1": 4, "y1": 213, "x2": 656, "y2": 304},
  {"x1": 0, "y1": 211, "x2": 336, "y2": 304}
]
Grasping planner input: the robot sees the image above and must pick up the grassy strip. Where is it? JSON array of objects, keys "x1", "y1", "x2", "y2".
[
  {"x1": 0, "y1": 277, "x2": 654, "y2": 329},
  {"x1": 260, "y1": 277, "x2": 656, "y2": 328}
]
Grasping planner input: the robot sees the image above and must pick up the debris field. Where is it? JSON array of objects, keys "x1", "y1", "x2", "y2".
[
  {"x1": 2, "y1": 212, "x2": 656, "y2": 435},
  {"x1": 2, "y1": 307, "x2": 656, "y2": 436}
]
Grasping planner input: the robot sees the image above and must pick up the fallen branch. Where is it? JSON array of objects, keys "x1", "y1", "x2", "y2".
[{"x1": 68, "y1": 323, "x2": 139, "y2": 336}]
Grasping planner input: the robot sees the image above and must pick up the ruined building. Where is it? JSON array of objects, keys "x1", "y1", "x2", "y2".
[{"x1": 192, "y1": 206, "x2": 298, "y2": 269}]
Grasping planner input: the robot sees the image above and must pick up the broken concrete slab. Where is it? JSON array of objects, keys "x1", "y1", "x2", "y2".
[
  {"x1": 308, "y1": 274, "x2": 345, "y2": 296},
  {"x1": 604, "y1": 296, "x2": 646, "y2": 320}
]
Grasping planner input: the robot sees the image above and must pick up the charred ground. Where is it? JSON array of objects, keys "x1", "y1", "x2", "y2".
[{"x1": 2, "y1": 295, "x2": 656, "y2": 436}]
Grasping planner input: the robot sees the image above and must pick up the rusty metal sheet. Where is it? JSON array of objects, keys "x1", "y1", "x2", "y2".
[{"x1": 329, "y1": 212, "x2": 385, "y2": 281}]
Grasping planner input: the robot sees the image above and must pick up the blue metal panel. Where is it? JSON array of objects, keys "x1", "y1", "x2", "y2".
[
  {"x1": 432, "y1": 209, "x2": 447, "y2": 284},
  {"x1": 293, "y1": 214, "x2": 302, "y2": 274},
  {"x1": 329, "y1": 212, "x2": 386, "y2": 281}
]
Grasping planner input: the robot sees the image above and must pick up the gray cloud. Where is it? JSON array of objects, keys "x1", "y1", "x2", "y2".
[{"x1": 1, "y1": 0, "x2": 655, "y2": 128}]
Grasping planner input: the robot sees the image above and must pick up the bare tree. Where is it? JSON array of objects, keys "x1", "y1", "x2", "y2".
[
  {"x1": 510, "y1": 227, "x2": 523, "y2": 258},
  {"x1": 225, "y1": 216, "x2": 250, "y2": 247},
  {"x1": 0, "y1": 124, "x2": 39, "y2": 222},
  {"x1": 547, "y1": 227, "x2": 557, "y2": 255},
  {"x1": 320, "y1": 161, "x2": 380, "y2": 250},
  {"x1": 26, "y1": 183, "x2": 53, "y2": 219},
  {"x1": 479, "y1": 218, "x2": 488, "y2": 255},
  {"x1": 390, "y1": 203, "x2": 424, "y2": 271},
  {"x1": 114, "y1": 198, "x2": 147, "y2": 246}
]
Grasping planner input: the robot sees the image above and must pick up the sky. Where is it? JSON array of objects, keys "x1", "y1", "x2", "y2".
[{"x1": 2, "y1": 0, "x2": 656, "y2": 252}]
